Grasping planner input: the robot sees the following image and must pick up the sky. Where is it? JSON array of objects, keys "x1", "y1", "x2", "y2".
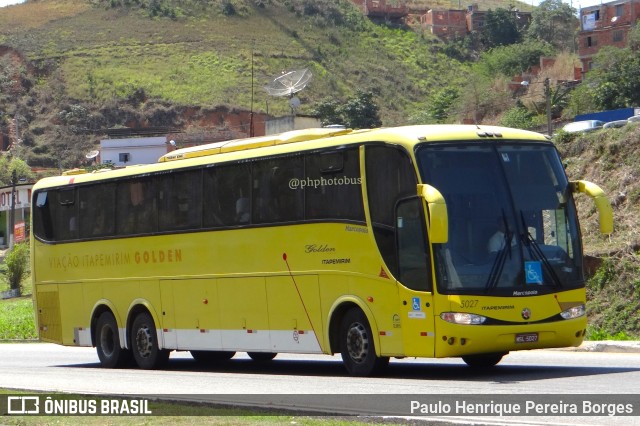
[
  {"x1": 530, "y1": 0, "x2": 609, "y2": 7},
  {"x1": 0, "y1": 0, "x2": 25, "y2": 7}
]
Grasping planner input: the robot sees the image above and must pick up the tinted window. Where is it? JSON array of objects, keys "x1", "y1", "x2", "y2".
[
  {"x1": 116, "y1": 177, "x2": 157, "y2": 235},
  {"x1": 366, "y1": 145, "x2": 417, "y2": 276},
  {"x1": 158, "y1": 170, "x2": 202, "y2": 231},
  {"x1": 305, "y1": 148, "x2": 364, "y2": 221},
  {"x1": 203, "y1": 163, "x2": 251, "y2": 226},
  {"x1": 78, "y1": 183, "x2": 116, "y2": 238},
  {"x1": 252, "y1": 156, "x2": 304, "y2": 224},
  {"x1": 55, "y1": 189, "x2": 78, "y2": 241}
]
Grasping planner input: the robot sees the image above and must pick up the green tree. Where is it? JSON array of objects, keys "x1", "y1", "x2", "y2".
[
  {"x1": 0, "y1": 157, "x2": 34, "y2": 187},
  {"x1": 525, "y1": 81, "x2": 572, "y2": 119},
  {"x1": 4, "y1": 242, "x2": 29, "y2": 295},
  {"x1": 564, "y1": 82, "x2": 598, "y2": 118},
  {"x1": 526, "y1": 0, "x2": 577, "y2": 51},
  {"x1": 313, "y1": 91, "x2": 382, "y2": 129},
  {"x1": 500, "y1": 105, "x2": 537, "y2": 129},
  {"x1": 411, "y1": 87, "x2": 460, "y2": 124},
  {"x1": 586, "y1": 45, "x2": 640, "y2": 110},
  {"x1": 475, "y1": 40, "x2": 555, "y2": 78},
  {"x1": 313, "y1": 99, "x2": 344, "y2": 126},
  {"x1": 341, "y1": 91, "x2": 382, "y2": 129},
  {"x1": 483, "y1": 8, "x2": 521, "y2": 48}
]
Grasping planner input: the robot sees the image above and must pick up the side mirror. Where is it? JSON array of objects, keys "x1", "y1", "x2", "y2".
[
  {"x1": 570, "y1": 180, "x2": 614, "y2": 235},
  {"x1": 417, "y1": 184, "x2": 448, "y2": 243}
]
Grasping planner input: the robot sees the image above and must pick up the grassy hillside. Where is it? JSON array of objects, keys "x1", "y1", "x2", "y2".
[
  {"x1": 559, "y1": 125, "x2": 640, "y2": 338},
  {"x1": 0, "y1": 0, "x2": 476, "y2": 167}
]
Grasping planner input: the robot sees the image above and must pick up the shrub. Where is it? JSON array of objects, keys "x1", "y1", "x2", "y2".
[{"x1": 5, "y1": 243, "x2": 30, "y2": 295}]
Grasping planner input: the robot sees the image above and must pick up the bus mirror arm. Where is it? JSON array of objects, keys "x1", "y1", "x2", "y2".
[
  {"x1": 570, "y1": 180, "x2": 614, "y2": 235},
  {"x1": 417, "y1": 184, "x2": 448, "y2": 244}
]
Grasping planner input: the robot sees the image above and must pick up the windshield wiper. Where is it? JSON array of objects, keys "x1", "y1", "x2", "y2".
[
  {"x1": 519, "y1": 212, "x2": 563, "y2": 288},
  {"x1": 484, "y1": 215, "x2": 513, "y2": 294}
]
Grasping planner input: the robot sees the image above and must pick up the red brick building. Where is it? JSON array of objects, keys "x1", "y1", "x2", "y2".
[
  {"x1": 578, "y1": 0, "x2": 640, "y2": 73},
  {"x1": 351, "y1": 0, "x2": 409, "y2": 20},
  {"x1": 420, "y1": 9, "x2": 467, "y2": 38}
]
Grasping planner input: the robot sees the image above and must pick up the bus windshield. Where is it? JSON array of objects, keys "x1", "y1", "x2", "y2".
[{"x1": 416, "y1": 142, "x2": 583, "y2": 296}]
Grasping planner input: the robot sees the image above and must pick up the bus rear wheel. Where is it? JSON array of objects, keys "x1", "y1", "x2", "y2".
[
  {"x1": 95, "y1": 311, "x2": 131, "y2": 368},
  {"x1": 131, "y1": 312, "x2": 169, "y2": 370},
  {"x1": 190, "y1": 350, "x2": 236, "y2": 363},
  {"x1": 462, "y1": 353, "x2": 506, "y2": 368},
  {"x1": 247, "y1": 352, "x2": 277, "y2": 362},
  {"x1": 339, "y1": 308, "x2": 389, "y2": 376}
]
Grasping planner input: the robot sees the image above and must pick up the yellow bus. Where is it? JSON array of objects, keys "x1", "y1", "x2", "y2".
[{"x1": 31, "y1": 125, "x2": 613, "y2": 376}]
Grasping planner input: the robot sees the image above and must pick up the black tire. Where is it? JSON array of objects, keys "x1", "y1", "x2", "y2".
[
  {"x1": 95, "y1": 311, "x2": 132, "y2": 368},
  {"x1": 190, "y1": 350, "x2": 236, "y2": 363},
  {"x1": 130, "y1": 312, "x2": 169, "y2": 370},
  {"x1": 247, "y1": 352, "x2": 277, "y2": 362},
  {"x1": 462, "y1": 353, "x2": 505, "y2": 368},
  {"x1": 339, "y1": 308, "x2": 389, "y2": 376}
]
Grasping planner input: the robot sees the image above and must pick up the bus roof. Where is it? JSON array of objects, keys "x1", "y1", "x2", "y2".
[{"x1": 33, "y1": 125, "x2": 550, "y2": 190}]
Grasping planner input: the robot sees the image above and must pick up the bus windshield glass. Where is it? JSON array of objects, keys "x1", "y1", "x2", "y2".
[{"x1": 416, "y1": 142, "x2": 583, "y2": 296}]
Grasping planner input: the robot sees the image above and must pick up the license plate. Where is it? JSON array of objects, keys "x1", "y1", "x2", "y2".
[{"x1": 515, "y1": 333, "x2": 538, "y2": 343}]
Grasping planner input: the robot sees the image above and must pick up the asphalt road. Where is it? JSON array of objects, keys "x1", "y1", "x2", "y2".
[{"x1": 0, "y1": 342, "x2": 639, "y2": 425}]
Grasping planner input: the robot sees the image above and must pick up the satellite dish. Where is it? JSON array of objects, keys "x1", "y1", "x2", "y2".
[
  {"x1": 264, "y1": 68, "x2": 312, "y2": 97},
  {"x1": 85, "y1": 150, "x2": 99, "y2": 159}
]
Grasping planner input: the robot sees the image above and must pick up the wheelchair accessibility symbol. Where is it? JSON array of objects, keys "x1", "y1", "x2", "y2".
[
  {"x1": 525, "y1": 261, "x2": 543, "y2": 285},
  {"x1": 412, "y1": 297, "x2": 421, "y2": 311}
]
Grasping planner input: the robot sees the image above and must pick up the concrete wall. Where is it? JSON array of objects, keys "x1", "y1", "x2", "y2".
[{"x1": 265, "y1": 116, "x2": 321, "y2": 135}]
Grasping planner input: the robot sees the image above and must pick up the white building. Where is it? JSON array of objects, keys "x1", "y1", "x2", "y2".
[
  {"x1": 99, "y1": 136, "x2": 170, "y2": 166},
  {"x1": 0, "y1": 183, "x2": 32, "y2": 247}
]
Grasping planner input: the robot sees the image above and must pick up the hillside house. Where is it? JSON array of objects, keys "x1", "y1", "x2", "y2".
[
  {"x1": 578, "y1": 0, "x2": 640, "y2": 73},
  {"x1": 351, "y1": 0, "x2": 409, "y2": 20},
  {"x1": 420, "y1": 9, "x2": 467, "y2": 38}
]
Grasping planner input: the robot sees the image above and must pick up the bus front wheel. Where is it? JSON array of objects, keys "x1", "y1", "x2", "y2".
[
  {"x1": 131, "y1": 312, "x2": 169, "y2": 370},
  {"x1": 462, "y1": 353, "x2": 505, "y2": 368},
  {"x1": 95, "y1": 311, "x2": 131, "y2": 368},
  {"x1": 339, "y1": 308, "x2": 389, "y2": 376}
]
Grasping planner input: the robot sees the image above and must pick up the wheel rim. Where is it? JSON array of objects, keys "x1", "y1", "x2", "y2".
[
  {"x1": 135, "y1": 324, "x2": 153, "y2": 359},
  {"x1": 100, "y1": 326, "x2": 115, "y2": 358},
  {"x1": 346, "y1": 322, "x2": 369, "y2": 364}
]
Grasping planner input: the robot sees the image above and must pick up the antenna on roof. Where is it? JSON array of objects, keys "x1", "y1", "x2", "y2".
[{"x1": 264, "y1": 68, "x2": 312, "y2": 116}]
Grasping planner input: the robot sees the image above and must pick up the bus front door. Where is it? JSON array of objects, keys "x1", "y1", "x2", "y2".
[{"x1": 396, "y1": 197, "x2": 435, "y2": 357}]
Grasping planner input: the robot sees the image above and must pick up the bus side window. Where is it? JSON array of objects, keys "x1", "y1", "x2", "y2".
[
  {"x1": 252, "y1": 156, "x2": 303, "y2": 224},
  {"x1": 78, "y1": 183, "x2": 116, "y2": 239},
  {"x1": 33, "y1": 191, "x2": 55, "y2": 241},
  {"x1": 204, "y1": 164, "x2": 251, "y2": 227},
  {"x1": 158, "y1": 169, "x2": 202, "y2": 231},
  {"x1": 305, "y1": 148, "x2": 365, "y2": 222},
  {"x1": 116, "y1": 178, "x2": 157, "y2": 235},
  {"x1": 56, "y1": 188, "x2": 78, "y2": 241}
]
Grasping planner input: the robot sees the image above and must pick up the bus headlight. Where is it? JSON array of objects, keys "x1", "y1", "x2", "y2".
[
  {"x1": 440, "y1": 312, "x2": 487, "y2": 325},
  {"x1": 560, "y1": 304, "x2": 585, "y2": 320}
]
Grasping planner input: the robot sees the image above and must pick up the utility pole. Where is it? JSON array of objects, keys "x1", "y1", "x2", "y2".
[
  {"x1": 544, "y1": 78, "x2": 553, "y2": 135},
  {"x1": 9, "y1": 169, "x2": 16, "y2": 249}
]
